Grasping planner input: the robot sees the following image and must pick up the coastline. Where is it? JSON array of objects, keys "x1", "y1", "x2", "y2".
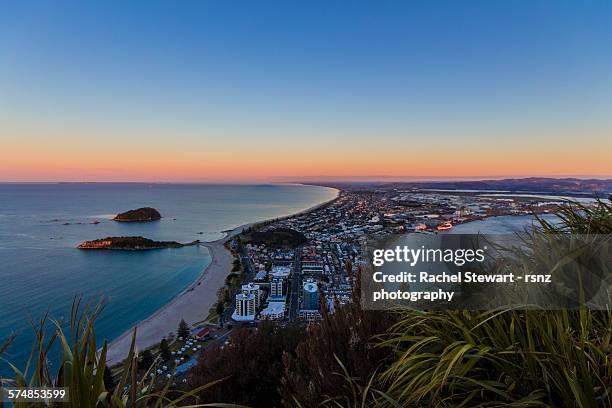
[{"x1": 105, "y1": 187, "x2": 339, "y2": 365}]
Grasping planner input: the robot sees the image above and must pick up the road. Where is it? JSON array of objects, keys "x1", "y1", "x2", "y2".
[
  {"x1": 221, "y1": 245, "x2": 303, "y2": 324},
  {"x1": 288, "y1": 246, "x2": 302, "y2": 320}
]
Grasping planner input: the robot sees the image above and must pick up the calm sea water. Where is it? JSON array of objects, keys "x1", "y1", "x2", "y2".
[
  {"x1": 447, "y1": 213, "x2": 558, "y2": 234},
  {"x1": 0, "y1": 183, "x2": 337, "y2": 376}
]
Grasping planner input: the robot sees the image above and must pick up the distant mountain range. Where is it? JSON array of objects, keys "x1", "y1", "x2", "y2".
[{"x1": 305, "y1": 177, "x2": 611, "y2": 196}]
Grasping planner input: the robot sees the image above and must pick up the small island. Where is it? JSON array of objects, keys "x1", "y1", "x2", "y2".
[
  {"x1": 78, "y1": 236, "x2": 199, "y2": 250},
  {"x1": 113, "y1": 207, "x2": 162, "y2": 222}
]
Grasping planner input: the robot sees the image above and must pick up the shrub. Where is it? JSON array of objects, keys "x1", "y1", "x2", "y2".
[
  {"x1": 1, "y1": 299, "x2": 236, "y2": 407},
  {"x1": 378, "y1": 199, "x2": 611, "y2": 407}
]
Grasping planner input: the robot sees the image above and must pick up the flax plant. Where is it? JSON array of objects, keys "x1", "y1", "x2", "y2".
[
  {"x1": 1, "y1": 299, "x2": 243, "y2": 408},
  {"x1": 377, "y1": 198, "x2": 611, "y2": 407}
]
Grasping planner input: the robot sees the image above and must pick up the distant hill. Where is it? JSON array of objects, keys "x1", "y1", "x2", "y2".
[
  {"x1": 307, "y1": 177, "x2": 611, "y2": 196},
  {"x1": 407, "y1": 177, "x2": 611, "y2": 195}
]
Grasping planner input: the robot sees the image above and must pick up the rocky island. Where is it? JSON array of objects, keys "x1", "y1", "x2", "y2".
[
  {"x1": 78, "y1": 236, "x2": 199, "y2": 250},
  {"x1": 113, "y1": 207, "x2": 162, "y2": 222}
]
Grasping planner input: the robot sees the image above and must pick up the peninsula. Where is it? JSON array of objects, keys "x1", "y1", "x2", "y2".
[
  {"x1": 78, "y1": 236, "x2": 199, "y2": 250},
  {"x1": 113, "y1": 207, "x2": 162, "y2": 222}
]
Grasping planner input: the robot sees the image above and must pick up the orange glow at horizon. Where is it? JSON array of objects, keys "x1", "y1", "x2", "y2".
[
  {"x1": 2, "y1": 138, "x2": 611, "y2": 182},
  {"x1": 3, "y1": 120, "x2": 611, "y2": 182}
]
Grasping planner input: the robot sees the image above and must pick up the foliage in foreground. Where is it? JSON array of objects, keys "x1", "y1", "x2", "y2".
[
  {"x1": 281, "y1": 267, "x2": 397, "y2": 408},
  {"x1": 379, "y1": 307, "x2": 610, "y2": 407},
  {"x1": 0, "y1": 299, "x2": 240, "y2": 408},
  {"x1": 187, "y1": 321, "x2": 305, "y2": 408},
  {"x1": 376, "y1": 198, "x2": 611, "y2": 407}
]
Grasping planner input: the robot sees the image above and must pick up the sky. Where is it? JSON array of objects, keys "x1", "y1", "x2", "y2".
[{"x1": 1, "y1": 1, "x2": 611, "y2": 182}]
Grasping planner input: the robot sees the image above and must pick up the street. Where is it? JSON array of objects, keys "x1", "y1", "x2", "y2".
[{"x1": 288, "y1": 245, "x2": 302, "y2": 320}]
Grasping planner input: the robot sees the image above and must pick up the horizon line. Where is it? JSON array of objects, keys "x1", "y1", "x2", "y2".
[{"x1": 1, "y1": 175, "x2": 611, "y2": 185}]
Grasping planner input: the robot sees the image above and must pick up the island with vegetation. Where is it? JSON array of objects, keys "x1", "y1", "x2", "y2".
[
  {"x1": 113, "y1": 207, "x2": 162, "y2": 222},
  {"x1": 78, "y1": 236, "x2": 199, "y2": 250}
]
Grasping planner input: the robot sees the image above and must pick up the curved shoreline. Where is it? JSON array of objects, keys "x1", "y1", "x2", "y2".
[{"x1": 105, "y1": 187, "x2": 339, "y2": 364}]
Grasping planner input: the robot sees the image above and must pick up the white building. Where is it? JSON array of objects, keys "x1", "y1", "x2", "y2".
[
  {"x1": 271, "y1": 265, "x2": 291, "y2": 278},
  {"x1": 299, "y1": 309, "x2": 321, "y2": 322},
  {"x1": 241, "y1": 282, "x2": 261, "y2": 307},
  {"x1": 301, "y1": 260, "x2": 324, "y2": 277},
  {"x1": 254, "y1": 270, "x2": 267, "y2": 281},
  {"x1": 302, "y1": 280, "x2": 319, "y2": 310},
  {"x1": 299, "y1": 280, "x2": 322, "y2": 322},
  {"x1": 260, "y1": 300, "x2": 286, "y2": 320},
  {"x1": 270, "y1": 276, "x2": 284, "y2": 298},
  {"x1": 232, "y1": 292, "x2": 256, "y2": 321}
]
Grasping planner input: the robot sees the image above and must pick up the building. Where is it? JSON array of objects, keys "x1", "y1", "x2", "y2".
[
  {"x1": 302, "y1": 280, "x2": 319, "y2": 310},
  {"x1": 270, "y1": 276, "x2": 284, "y2": 298},
  {"x1": 254, "y1": 270, "x2": 267, "y2": 281},
  {"x1": 299, "y1": 309, "x2": 321, "y2": 322},
  {"x1": 260, "y1": 300, "x2": 286, "y2": 320},
  {"x1": 271, "y1": 265, "x2": 291, "y2": 278},
  {"x1": 232, "y1": 292, "x2": 256, "y2": 321},
  {"x1": 241, "y1": 282, "x2": 261, "y2": 307},
  {"x1": 301, "y1": 261, "x2": 324, "y2": 278},
  {"x1": 300, "y1": 279, "x2": 321, "y2": 321},
  {"x1": 195, "y1": 327, "x2": 211, "y2": 340}
]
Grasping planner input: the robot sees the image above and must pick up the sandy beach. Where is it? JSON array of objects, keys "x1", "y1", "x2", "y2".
[
  {"x1": 105, "y1": 189, "x2": 339, "y2": 365},
  {"x1": 105, "y1": 230, "x2": 235, "y2": 364}
]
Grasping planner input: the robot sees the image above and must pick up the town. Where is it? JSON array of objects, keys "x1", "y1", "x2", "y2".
[{"x1": 224, "y1": 186, "x2": 568, "y2": 324}]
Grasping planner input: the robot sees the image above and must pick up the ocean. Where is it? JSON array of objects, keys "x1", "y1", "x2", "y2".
[
  {"x1": 446, "y1": 213, "x2": 558, "y2": 234},
  {"x1": 0, "y1": 183, "x2": 337, "y2": 376}
]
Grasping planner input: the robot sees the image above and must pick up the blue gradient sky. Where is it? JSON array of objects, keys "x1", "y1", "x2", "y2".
[{"x1": 1, "y1": 1, "x2": 611, "y2": 181}]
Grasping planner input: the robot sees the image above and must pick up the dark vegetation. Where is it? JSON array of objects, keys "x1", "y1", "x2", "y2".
[
  {"x1": 113, "y1": 207, "x2": 162, "y2": 222},
  {"x1": 177, "y1": 319, "x2": 191, "y2": 339},
  {"x1": 210, "y1": 258, "x2": 245, "y2": 320},
  {"x1": 159, "y1": 337, "x2": 172, "y2": 362},
  {"x1": 77, "y1": 236, "x2": 196, "y2": 250},
  {"x1": 103, "y1": 366, "x2": 115, "y2": 391},
  {"x1": 243, "y1": 227, "x2": 306, "y2": 248},
  {"x1": 138, "y1": 349, "x2": 154, "y2": 370},
  {"x1": 187, "y1": 321, "x2": 305, "y2": 407},
  {"x1": 281, "y1": 279, "x2": 396, "y2": 407}
]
